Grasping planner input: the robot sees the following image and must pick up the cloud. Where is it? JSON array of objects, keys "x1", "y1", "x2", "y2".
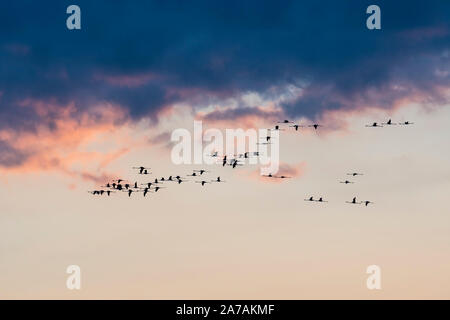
[
  {"x1": 149, "y1": 131, "x2": 171, "y2": 144},
  {"x1": 246, "y1": 161, "x2": 306, "y2": 183},
  {"x1": 197, "y1": 106, "x2": 282, "y2": 129},
  {"x1": 0, "y1": 140, "x2": 29, "y2": 167},
  {"x1": 0, "y1": 1, "x2": 448, "y2": 134},
  {"x1": 0, "y1": 100, "x2": 131, "y2": 184},
  {"x1": 93, "y1": 72, "x2": 160, "y2": 88}
]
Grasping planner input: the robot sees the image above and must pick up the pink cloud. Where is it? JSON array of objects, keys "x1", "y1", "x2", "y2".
[
  {"x1": 245, "y1": 161, "x2": 307, "y2": 183},
  {"x1": 196, "y1": 105, "x2": 282, "y2": 129},
  {"x1": 0, "y1": 100, "x2": 132, "y2": 185}
]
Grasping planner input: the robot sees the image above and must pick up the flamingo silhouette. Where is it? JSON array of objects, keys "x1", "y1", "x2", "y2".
[
  {"x1": 366, "y1": 122, "x2": 383, "y2": 128},
  {"x1": 382, "y1": 119, "x2": 397, "y2": 126},
  {"x1": 290, "y1": 124, "x2": 305, "y2": 131},
  {"x1": 308, "y1": 124, "x2": 322, "y2": 130},
  {"x1": 133, "y1": 166, "x2": 151, "y2": 174},
  {"x1": 277, "y1": 119, "x2": 293, "y2": 124},
  {"x1": 346, "y1": 197, "x2": 361, "y2": 204},
  {"x1": 347, "y1": 173, "x2": 363, "y2": 177},
  {"x1": 142, "y1": 182, "x2": 152, "y2": 189}
]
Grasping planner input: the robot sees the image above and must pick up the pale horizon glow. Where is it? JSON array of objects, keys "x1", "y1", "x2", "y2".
[{"x1": 1, "y1": 102, "x2": 450, "y2": 299}]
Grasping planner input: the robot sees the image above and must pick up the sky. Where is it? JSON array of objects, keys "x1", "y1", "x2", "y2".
[{"x1": 0, "y1": 1, "x2": 449, "y2": 299}]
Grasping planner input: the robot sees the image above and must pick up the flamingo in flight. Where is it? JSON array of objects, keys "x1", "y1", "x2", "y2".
[
  {"x1": 269, "y1": 125, "x2": 284, "y2": 131},
  {"x1": 133, "y1": 166, "x2": 151, "y2": 174},
  {"x1": 366, "y1": 122, "x2": 383, "y2": 128},
  {"x1": 237, "y1": 152, "x2": 250, "y2": 159},
  {"x1": 308, "y1": 124, "x2": 322, "y2": 130},
  {"x1": 290, "y1": 124, "x2": 305, "y2": 131},
  {"x1": 347, "y1": 173, "x2": 363, "y2": 177},
  {"x1": 277, "y1": 119, "x2": 293, "y2": 124},
  {"x1": 346, "y1": 197, "x2": 361, "y2": 204},
  {"x1": 382, "y1": 119, "x2": 397, "y2": 126},
  {"x1": 194, "y1": 169, "x2": 209, "y2": 175},
  {"x1": 230, "y1": 159, "x2": 242, "y2": 168},
  {"x1": 142, "y1": 182, "x2": 152, "y2": 189}
]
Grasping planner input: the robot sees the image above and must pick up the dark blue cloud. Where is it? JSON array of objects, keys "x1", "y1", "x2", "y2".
[
  {"x1": 0, "y1": 140, "x2": 29, "y2": 167},
  {"x1": 0, "y1": 0, "x2": 448, "y2": 129}
]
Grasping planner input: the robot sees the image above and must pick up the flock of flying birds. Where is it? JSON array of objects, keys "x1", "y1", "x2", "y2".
[
  {"x1": 89, "y1": 117, "x2": 414, "y2": 204},
  {"x1": 88, "y1": 166, "x2": 227, "y2": 198},
  {"x1": 304, "y1": 172, "x2": 374, "y2": 206},
  {"x1": 365, "y1": 119, "x2": 414, "y2": 128},
  {"x1": 87, "y1": 154, "x2": 257, "y2": 197}
]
